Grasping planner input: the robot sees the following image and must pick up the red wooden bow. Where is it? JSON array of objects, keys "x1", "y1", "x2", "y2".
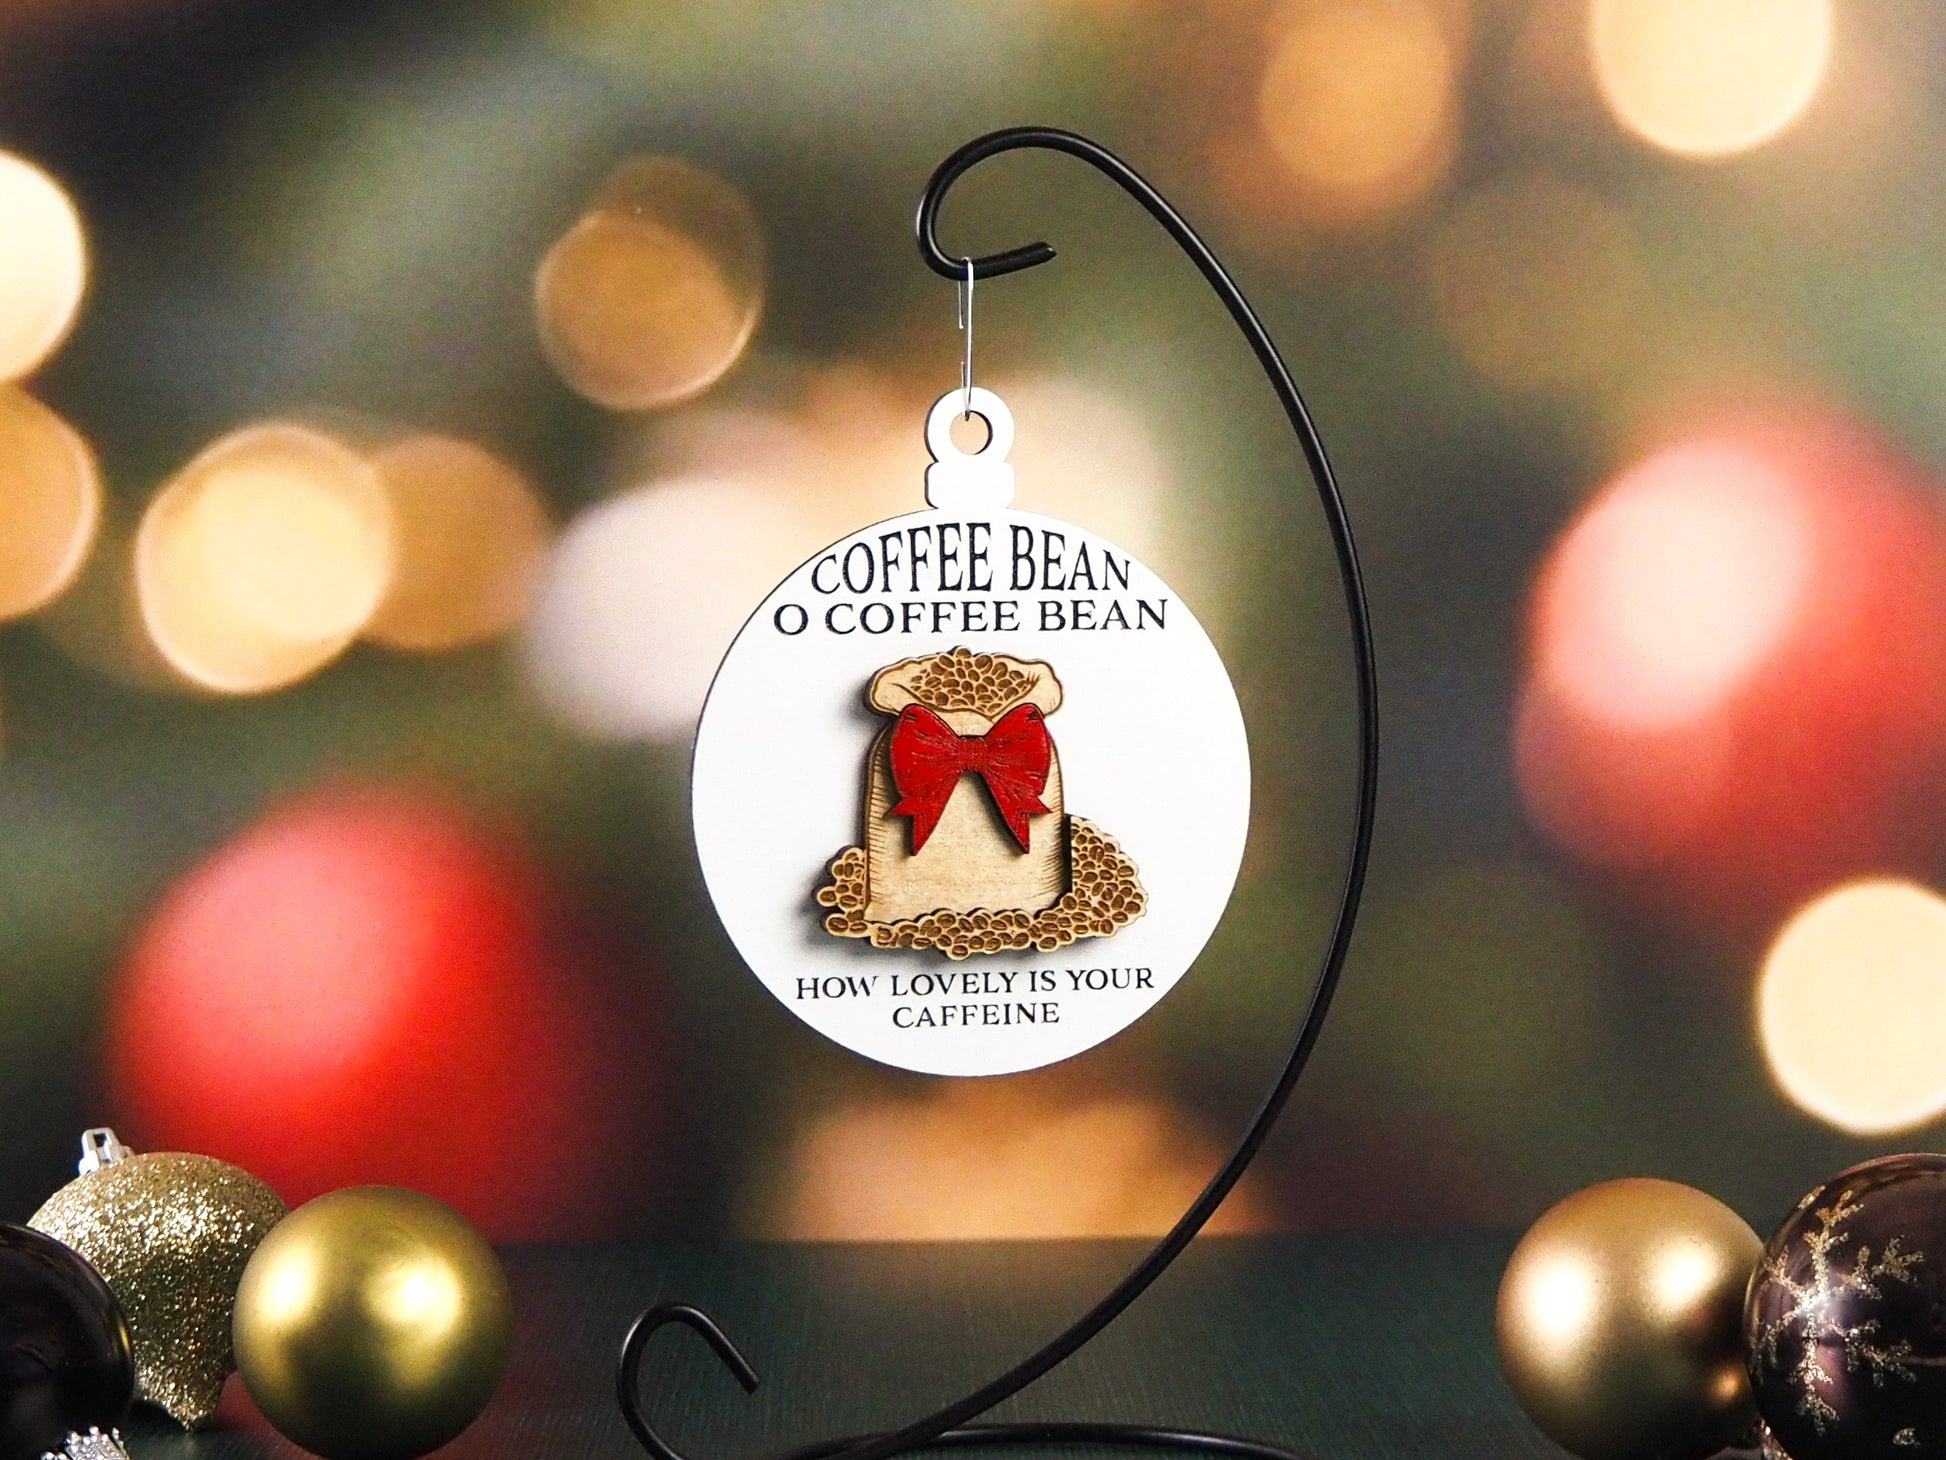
[{"x1": 889, "y1": 703, "x2": 1052, "y2": 853}]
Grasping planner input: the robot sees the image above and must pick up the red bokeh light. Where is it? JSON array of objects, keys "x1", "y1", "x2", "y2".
[
  {"x1": 1516, "y1": 409, "x2": 1946, "y2": 927},
  {"x1": 102, "y1": 785, "x2": 662, "y2": 1240}
]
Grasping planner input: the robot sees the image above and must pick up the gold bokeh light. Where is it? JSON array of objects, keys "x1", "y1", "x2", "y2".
[
  {"x1": 751, "y1": 1080, "x2": 1268, "y2": 1241},
  {"x1": 1256, "y1": 0, "x2": 1457, "y2": 224},
  {"x1": 535, "y1": 156, "x2": 764, "y2": 411},
  {"x1": 365, "y1": 434, "x2": 551, "y2": 653},
  {"x1": 1591, "y1": 0, "x2": 1833, "y2": 158},
  {"x1": 1427, "y1": 174, "x2": 1650, "y2": 398},
  {"x1": 0, "y1": 151, "x2": 86, "y2": 382},
  {"x1": 136, "y1": 423, "x2": 395, "y2": 694},
  {"x1": 0, "y1": 386, "x2": 99, "y2": 619},
  {"x1": 1759, "y1": 879, "x2": 1946, "y2": 1134}
]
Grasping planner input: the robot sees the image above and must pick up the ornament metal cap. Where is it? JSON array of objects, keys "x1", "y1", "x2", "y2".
[
  {"x1": 77, "y1": 1130, "x2": 131, "y2": 1175},
  {"x1": 40, "y1": 1428, "x2": 129, "y2": 1460}
]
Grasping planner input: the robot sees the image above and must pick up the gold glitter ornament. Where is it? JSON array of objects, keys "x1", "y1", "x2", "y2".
[{"x1": 30, "y1": 1129, "x2": 286, "y2": 1429}]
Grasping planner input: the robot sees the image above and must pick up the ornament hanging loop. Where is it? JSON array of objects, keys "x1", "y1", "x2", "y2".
[{"x1": 925, "y1": 386, "x2": 1014, "y2": 510}]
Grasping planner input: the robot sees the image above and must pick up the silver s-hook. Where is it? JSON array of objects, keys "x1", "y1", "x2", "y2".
[{"x1": 956, "y1": 256, "x2": 975, "y2": 418}]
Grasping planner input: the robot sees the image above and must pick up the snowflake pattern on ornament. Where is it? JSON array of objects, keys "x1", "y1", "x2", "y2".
[
  {"x1": 40, "y1": 1429, "x2": 129, "y2": 1460},
  {"x1": 1751, "y1": 1189, "x2": 1923, "y2": 1434}
]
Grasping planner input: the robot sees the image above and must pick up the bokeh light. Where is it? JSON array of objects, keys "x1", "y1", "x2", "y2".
[
  {"x1": 0, "y1": 386, "x2": 99, "y2": 619},
  {"x1": 135, "y1": 423, "x2": 396, "y2": 693},
  {"x1": 364, "y1": 434, "x2": 551, "y2": 653},
  {"x1": 645, "y1": 368, "x2": 1174, "y2": 566},
  {"x1": 0, "y1": 151, "x2": 86, "y2": 382},
  {"x1": 1255, "y1": 0, "x2": 1458, "y2": 225},
  {"x1": 1517, "y1": 412, "x2": 1946, "y2": 923},
  {"x1": 1004, "y1": 377, "x2": 1172, "y2": 566},
  {"x1": 1534, "y1": 438, "x2": 1815, "y2": 732},
  {"x1": 752, "y1": 1080, "x2": 1268, "y2": 1241},
  {"x1": 1426, "y1": 175, "x2": 1651, "y2": 399},
  {"x1": 1759, "y1": 879, "x2": 1946, "y2": 1134},
  {"x1": 1591, "y1": 0, "x2": 1833, "y2": 158},
  {"x1": 525, "y1": 366, "x2": 1188, "y2": 743},
  {"x1": 521, "y1": 477, "x2": 812, "y2": 740},
  {"x1": 534, "y1": 156, "x2": 764, "y2": 410},
  {"x1": 103, "y1": 785, "x2": 662, "y2": 1239}
]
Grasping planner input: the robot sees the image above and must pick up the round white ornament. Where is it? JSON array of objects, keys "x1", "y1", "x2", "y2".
[{"x1": 692, "y1": 388, "x2": 1249, "y2": 1076}]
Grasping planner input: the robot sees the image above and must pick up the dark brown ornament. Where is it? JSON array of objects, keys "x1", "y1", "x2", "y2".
[
  {"x1": 1747, "y1": 1153, "x2": 1946, "y2": 1460},
  {"x1": 0, "y1": 1222, "x2": 134, "y2": 1460}
]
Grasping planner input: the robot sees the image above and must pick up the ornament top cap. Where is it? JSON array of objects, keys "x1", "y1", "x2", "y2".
[
  {"x1": 77, "y1": 1130, "x2": 131, "y2": 1175},
  {"x1": 925, "y1": 387, "x2": 1015, "y2": 510}
]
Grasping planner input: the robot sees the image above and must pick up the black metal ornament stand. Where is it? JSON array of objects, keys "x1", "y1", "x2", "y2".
[{"x1": 617, "y1": 127, "x2": 1380, "y2": 1460}]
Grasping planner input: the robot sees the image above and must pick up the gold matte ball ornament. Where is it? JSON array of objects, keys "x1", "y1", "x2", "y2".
[
  {"x1": 1496, "y1": 1178, "x2": 1763, "y2": 1460},
  {"x1": 233, "y1": 1186, "x2": 513, "y2": 1460},
  {"x1": 29, "y1": 1129, "x2": 286, "y2": 1429}
]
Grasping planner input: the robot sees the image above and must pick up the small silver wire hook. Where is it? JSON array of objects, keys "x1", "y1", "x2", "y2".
[{"x1": 956, "y1": 257, "x2": 974, "y2": 419}]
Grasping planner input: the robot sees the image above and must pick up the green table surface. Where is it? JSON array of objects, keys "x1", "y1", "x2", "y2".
[{"x1": 127, "y1": 1233, "x2": 1566, "y2": 1460}]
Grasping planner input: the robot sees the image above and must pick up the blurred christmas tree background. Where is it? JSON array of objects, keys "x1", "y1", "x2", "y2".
[{"x1": 0, "y1": 0, "x2": 1941, "y2": 1242}]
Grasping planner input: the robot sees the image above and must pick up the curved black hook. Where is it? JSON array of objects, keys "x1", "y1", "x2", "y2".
[
  {"x1": 779, "y1": 1422, "x2": 1318, "y2": 1460},
  {"x1": 622, "y1": 126, "x2": 1379, "y2": 1460},
  {"x1": 618, "y1": 1304, "x2": 761, "y2": 1460},
  {"x1": 616, "y1": 1312, "x2": 1319, "y2": 1460}
]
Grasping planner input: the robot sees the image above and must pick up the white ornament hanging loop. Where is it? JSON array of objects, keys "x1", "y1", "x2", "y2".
[{"x1": 924, "y1": 386, "x2": 1014, "y2": 510}]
